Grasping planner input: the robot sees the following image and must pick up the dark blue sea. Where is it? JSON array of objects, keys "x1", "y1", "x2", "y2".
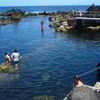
[
  {"x1": 0, "y1": 6, "x2": 100, "y2": 100},
  {"x1": 0, "y1": 5, "x2": 89, "y2": 13}
]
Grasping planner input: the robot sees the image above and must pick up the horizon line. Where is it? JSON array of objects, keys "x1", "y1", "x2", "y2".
[{"x1": 0, "y1": 4, "x2": 95, "y2": 7}]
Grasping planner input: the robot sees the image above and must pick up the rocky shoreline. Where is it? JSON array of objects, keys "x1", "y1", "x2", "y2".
[
  {"x1": 48, "y1": 4, "x2": 100, "y2": 32},
  {"x1": 0, "y1": 9, "x2": 24, "y2": 25},
  {"x1": 0, "y1": 9, "x2": 69, "y2": 26},
  {"x1": 49, "y1": 14, "x2": 72, "y2": 32},
  {"x1": 0, "y1": 4, "x2": 100, "y2": 30}
]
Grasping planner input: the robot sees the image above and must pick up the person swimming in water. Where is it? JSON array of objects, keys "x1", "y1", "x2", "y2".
[
  {"x1": 11, "y1": 49, "x2": 21, "y2": 66},
  {"x1": 4, "y1": 52, "x2": 11, "y2": 63}
]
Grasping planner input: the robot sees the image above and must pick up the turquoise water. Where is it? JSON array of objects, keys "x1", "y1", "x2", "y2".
[{"x1": 0, "y1": 16, "x2": 100, "y2": 100}]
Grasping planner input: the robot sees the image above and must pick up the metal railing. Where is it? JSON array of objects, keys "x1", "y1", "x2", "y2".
[{"x1": 70, "y1": 11, "x2": 100, "y2": 18}]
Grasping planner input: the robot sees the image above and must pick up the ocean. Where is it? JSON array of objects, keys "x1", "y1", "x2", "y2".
[
  {"x1": 0, "y1": 5, "x2": 100, "y2": 100},
  {"x1": 0, "y1": 5, "x2": 89, "y2": 13}
]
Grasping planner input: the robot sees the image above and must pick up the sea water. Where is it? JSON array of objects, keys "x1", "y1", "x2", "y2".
[{"x1": 0, "y1": 6, "x2": 100, "y2": 100}]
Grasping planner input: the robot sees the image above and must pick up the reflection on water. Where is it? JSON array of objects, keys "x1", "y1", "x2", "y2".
[
  {"x1": 56, "y1": 29, "x2": 100, "y2": 41},
  {"x1": 67, "y1": 30, "x2": 100, "y2": 40},
  {"x1": 0, "y1": 16, "x2": 100, "y2": 100}
]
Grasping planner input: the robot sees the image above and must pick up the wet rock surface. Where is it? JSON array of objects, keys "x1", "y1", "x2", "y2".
[
  {"x1": 0, "y1": 9, "x2": 25, "y2": 25},
  {"x1": 0, "y1": 10, "x2": 70, "y2": 26},
  {"x1": 0, "y1": 62, "x2": 13, "y2": 71},
  {"x1": 49, "y1": 14, "x2": 72, "y2": 32}
]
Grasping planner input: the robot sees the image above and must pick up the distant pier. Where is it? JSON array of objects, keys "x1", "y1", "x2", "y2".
[{"x1": 69, "y1": 11, "x2": 100, "y2": 29}]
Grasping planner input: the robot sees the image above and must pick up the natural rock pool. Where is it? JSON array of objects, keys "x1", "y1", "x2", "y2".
[{"x1": 0, "y1": 16, "x2": 100, "y2": 100}]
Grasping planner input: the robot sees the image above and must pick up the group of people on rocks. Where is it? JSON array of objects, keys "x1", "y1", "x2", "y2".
[{"x1": 4, "y1": 49, "x2": 22, "y2": 66}]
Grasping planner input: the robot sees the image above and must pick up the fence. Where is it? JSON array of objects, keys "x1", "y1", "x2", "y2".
[{"x1": 71, "y1": 11, "x2": 100, "y2": 18}]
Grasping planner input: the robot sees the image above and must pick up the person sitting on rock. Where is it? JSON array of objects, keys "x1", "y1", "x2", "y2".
[
  {"x1": 63, "y1": 75, "x2": 98, "y2": 100},
  {"x1": 73, "y1": 75, "x2": 85, "y2": 87},
  {"x1": 4, "y1": 52, "x2": 11, "y2": 63}
]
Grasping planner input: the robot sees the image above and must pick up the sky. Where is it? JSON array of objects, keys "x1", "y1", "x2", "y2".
[{"x1": 0, "y1": 0, "x2": 100, "y2": 6}]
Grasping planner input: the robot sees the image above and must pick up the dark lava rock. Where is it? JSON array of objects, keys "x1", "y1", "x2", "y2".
[
  {"x1": 87, "y1": 4, "x2": 100, "y2": 12},
  {"x1": 1, "y1": 9, "x2": 25, "y2": 16}
]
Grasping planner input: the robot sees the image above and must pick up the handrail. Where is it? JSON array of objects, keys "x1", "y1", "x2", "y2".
[{"x1": 70, "y1": 11, "x2": 100, "y2": 18}]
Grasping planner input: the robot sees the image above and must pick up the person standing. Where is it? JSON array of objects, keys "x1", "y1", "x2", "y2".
[
  {"x1": 11, "y1": 49, "x2": 21, "y2": 65},
  {"x1": 41, "y1": 20, "x2": 44, "y2": 31}
]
